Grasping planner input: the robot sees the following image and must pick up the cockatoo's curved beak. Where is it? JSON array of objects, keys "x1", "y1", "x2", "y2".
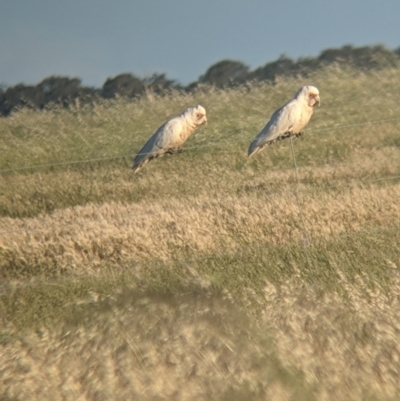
[{"x1": 310, "y1": 94, "x2": 321, "y2": 108}]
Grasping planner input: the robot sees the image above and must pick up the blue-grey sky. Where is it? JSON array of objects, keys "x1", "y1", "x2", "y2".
[{"x1": 1, "y1": 0, "x2": 399, "y2": 88}]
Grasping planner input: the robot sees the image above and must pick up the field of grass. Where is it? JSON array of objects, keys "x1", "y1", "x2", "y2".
[{"x1": 1, "y1": 65, "x2": 400, "y2": 400}]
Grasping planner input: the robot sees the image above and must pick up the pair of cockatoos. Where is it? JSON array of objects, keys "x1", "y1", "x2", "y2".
[{"x1": 132, "y1": 86, "x2": 320, "y2": 172}]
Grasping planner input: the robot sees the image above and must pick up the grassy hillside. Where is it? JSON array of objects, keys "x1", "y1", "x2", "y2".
[{"x1": 1, "y1": 66, "x2": 400, "y2": 400}]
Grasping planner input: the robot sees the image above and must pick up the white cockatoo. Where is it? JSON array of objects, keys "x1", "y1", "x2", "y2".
[
  {"x1": 132, "y1": 105, "x2": 207, "y2": 173},
  {"x1": 248, "y1": 86, "x2": 320, "y2": 157}
]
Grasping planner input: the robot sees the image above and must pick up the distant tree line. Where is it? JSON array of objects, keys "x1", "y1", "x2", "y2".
[{"x1": 1, "y1": 44, "x2": 400, "y2": 117}]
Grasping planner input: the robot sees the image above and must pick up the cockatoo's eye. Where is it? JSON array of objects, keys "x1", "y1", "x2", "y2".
[{"x1": 197, "y1": 113, "x2": 204, "y2": 119}]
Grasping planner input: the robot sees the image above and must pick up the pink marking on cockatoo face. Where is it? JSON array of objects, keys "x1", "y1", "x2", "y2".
[
  {"x1": 307, "y1": 88, "x2": 320, "y2": 108},
  {"x1": 194, "y1": 105, "x2": 207, "y2": 125}
]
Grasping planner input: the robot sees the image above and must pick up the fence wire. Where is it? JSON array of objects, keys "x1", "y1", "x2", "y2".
[{"x1": 1, "y1": 115, "x2": 400, "y2": 174}]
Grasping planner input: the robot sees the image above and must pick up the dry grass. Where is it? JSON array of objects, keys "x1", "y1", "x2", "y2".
[
  {"x1": 260, "y1": 265, "x2": 400, "y2": 401},
  {"x1": 2, "y1": 266, "x2": 400, "y2": 401},
  {"x1": 1, "y1": 184, "x2": 400, "y2": 278},
  {"x1": 1, "y1": 66, "x2": 400, "y2": 400},
  {"x1": 1, "y1": 293, "x2": 316, "y2": 401}
]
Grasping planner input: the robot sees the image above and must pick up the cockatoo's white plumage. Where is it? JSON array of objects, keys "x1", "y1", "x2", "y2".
[
  {"x1": 132, "y1": 105, "x2": 207, "y2": 173},
  {"x1": 248, "y1": 86, "x2": 320, "y2": 157}
]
